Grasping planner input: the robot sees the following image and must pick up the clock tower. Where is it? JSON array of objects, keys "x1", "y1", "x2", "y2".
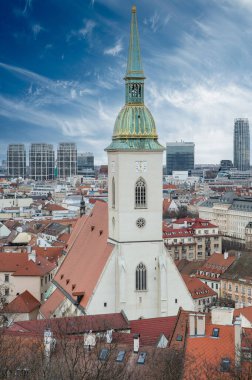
[
  {"x1": 105, "y1": 5, "x2": 164, "y2": 244},
  {"x1": 104, "y1": 6, "x2": 193, "y2": 319}
]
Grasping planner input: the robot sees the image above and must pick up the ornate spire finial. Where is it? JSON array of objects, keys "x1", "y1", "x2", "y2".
[{"x1": 125, "y1": 4, "x2": 144, "y2": 80}]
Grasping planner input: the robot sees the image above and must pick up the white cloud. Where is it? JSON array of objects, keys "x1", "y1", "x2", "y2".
[
  {"x1": 104, "y1": 40, "x2": 123, "y2": 56},
  {"x1": 67, "y1": 19, "x2": 96, "y2": 42},
  {"x1": 23, "y1": 0, "x2": 32, "y2": 15},
  {"x1": 32, "y1": 24, "x2": 44, "y2": 40}
]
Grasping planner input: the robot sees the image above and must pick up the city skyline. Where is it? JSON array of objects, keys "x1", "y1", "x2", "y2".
[{"x1": 1, "y1": 0, "x2": 252, "y2": 164}]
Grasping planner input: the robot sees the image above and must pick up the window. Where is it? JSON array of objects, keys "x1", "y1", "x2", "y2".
[
  {"x1": 248, "y1": 288, "x2": 252, "y2": 296},
  {"x1": 175, "y1": 298, "x2": 178, "y2": 303},
  {"x1": 112, "y1": 177, "x2": 115, "y2": 208},
  {"x1": 228, "y1": 283, "x2": 232, "y2": 291},
  {"x1": 235, "y1": 285, "x2": 238, "y2": 293},
  {"x1": 116, "y1": 350, "x2": 126, "y2": 362},
  {"x1": 137, "y1": 352, "x2": 147, "y2": 365},
  {"x1": 136, "y1": 263, "x2": 147, "y2": 291},
  {"x1": 104, "y1": 302, "x2": 107, "y2": 307},
  {"x1": 4, "y1": 274, "x2": 9, "y2": 283},
  {"x1": 216, "y1": 284, "x2": 218, "y2": 290},
  {"x1": 99, "y1": 348, "x2": 109, "y2": 361},
  {"x1": 4, "y1": 288, "x2": 9, "y2": 296},
  {"x1": 212, "y1": 328, "x2": 219, "y2": 338},
  {"x1": 220, "y1": 358, "x2": 231, "y2": 372},
  {"x1": 135, "y1": 178, "x2": 146, "y2": 208},
  {"x1": 41, "y1": 278, "x2": 43, "y2": 286}
]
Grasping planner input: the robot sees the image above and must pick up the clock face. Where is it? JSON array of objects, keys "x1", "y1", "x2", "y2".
[{"x1": 136, "y1": 161, "x2": 147, "y2": 173}]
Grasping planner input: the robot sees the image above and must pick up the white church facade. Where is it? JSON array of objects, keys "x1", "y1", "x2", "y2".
[{"x1": 41, "y1": 6, "x2": 194, "y2": 321}]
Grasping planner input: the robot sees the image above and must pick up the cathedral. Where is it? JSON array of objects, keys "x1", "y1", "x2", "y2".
[{"x1": 40, "y1": 6, "x2": 194, "y2": 320}]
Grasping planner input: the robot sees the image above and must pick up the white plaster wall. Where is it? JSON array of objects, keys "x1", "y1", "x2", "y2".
[
  {"x1": 107, "y1": 151, "x2": 163, "y2": 242},
  {"x1": 12, "y1": 276, "x2": 41, "y2": 301},
  {"x1": 166, "y1": 252, "x2": 195, "y2": 315},
  {"x1": 86, "y1": 252, "x2": 116, "y2": 315}
]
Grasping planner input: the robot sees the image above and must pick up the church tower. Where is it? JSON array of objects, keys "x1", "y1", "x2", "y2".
[{"x1": 105, "y1": 6, "x2": 165, "y2": 319}]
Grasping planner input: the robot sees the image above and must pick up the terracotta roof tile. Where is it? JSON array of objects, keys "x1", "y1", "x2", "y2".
[
  {"x1": 4, "y1": 291, "x2": 40, "y2": 314},
  {"x1": 234, "y1": 306, "x2": 252, "y2": 324},
  {"x1": 39, "y1": 288, "x2": 65, "y2": 319},
  {"x1": 184, "y1": 323, "x2": 235, "y2": 379},
  {"x1": 182, "y1": 275, "x2": 217, "y2": 299},
  {"x1": 54, "y1": 201, "x2": 114, "y2": 309}
]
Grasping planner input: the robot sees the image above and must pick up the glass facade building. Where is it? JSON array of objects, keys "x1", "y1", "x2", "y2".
[
  {"x1": 77, "y1": 153, "x2": 94, "y2": 177},
  {"x1": 57, "y1": 143, "x2": 77, "y2": 179},
  {"x1": 166, "y1": 142, "x2": 195, "y2": 175},
  {"x1": 233, "y1": 118, "x2": 250, "y2": 171},
  {"x1": 29, "y1": 143, "x2": 55, "y2": 180},
  {"x1": 7, "y1": 144, "x2": 26, "y2": 178}
]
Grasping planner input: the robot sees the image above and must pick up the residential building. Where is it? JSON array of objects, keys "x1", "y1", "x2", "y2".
[
  {"x1": 166, "y1": 142, "x2": 195, "y2": 175},
  {"x1": 42, "y1": 6, "x2": 195, "y2": 320},
  {"x1": 7, "y1": 144, "x2": 26, "y2": 178},
  {"x1": 57, "y1": 143, "x2": 77, "y2": 179},
  {"x1": 182, "y1": 275, "x2": 217, "y2": 312},
  {"x1": 163, "y1": 218, "x2": 222, "y2": 261},
  {"x1": 77, "y1": 152, "x2": 95, "y2": 177},
  {"x1": 220, "y1": 252, "x2": 252, "y2": 307},
  {"x1": 4, "y1": 290, "x2": 40, "y2": 322},
  {"x1": 233, "y1": 118, "x2": 250, "y2": 171},
  {"x1": 0, "y1": 251, "x2": 56, "y2": 303},
  {"x1": 195, "y1": 252, "x2": 236, "y2": 296},
  {"x1": 199, "y1": 192, "x2": 252, "y2": 242},
  {"x1": 29, "y1": 143, "x2": 55, "y2": 180}
]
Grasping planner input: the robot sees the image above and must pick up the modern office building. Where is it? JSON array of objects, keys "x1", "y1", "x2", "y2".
[
  {"x1": 57, "y1": 143, "x2": 77, "y2": 179},
  {"x1": 77, "y1": 152, "x2": 95, "y2": 177},
  {"x1": 7, "y1": 144, "x2": 26, "y2": 178},
  {"x1": 166, "y1": 142, "x2": 195, "y2": 174},
  {"x1": 233, "y1": 118, "x2": 250, "y2": 171},
  {"x1": 29, "y1": 143, "x2": 54, "y2": 181}
]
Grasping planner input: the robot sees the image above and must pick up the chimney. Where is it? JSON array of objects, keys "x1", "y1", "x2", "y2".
[
  {"x1": 106, "y1": 329, "x2": 113, "y2": 344},
  {"x1": 28, "y1": 249, "x2": 36, "y2": 262},
  {"x1": 234, "y1": 317, "x2": 242, "y2": 367},
  {"x1": 197, "y1": 314, "x2": 206, "y2": 336},
  {"x1": 224, "y1": 251, "x2": 229, "y2": 260},
  {"x1": 133, "y1": 333, "x2": 140, "y2": 353},
  {"x1": 189, "y1": 314, "x2": 196, "y2": 336},
  {"x1": 44, "y1": 328, "x2": 53, "y2": 358}
]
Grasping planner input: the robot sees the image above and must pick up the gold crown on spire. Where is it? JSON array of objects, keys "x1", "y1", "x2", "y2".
[{"x1": 132, "y1": 5, "x2": 136, "y2": 13}]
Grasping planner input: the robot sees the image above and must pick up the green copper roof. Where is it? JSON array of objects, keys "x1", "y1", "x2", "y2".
[
  {"x1": 125, "y1": 5, "x2": 144, "y2": 79},
  {"x1": 112, "y1": 104, "x2": 157, "y2": 139},
  {"x1": 106, "y1": 138, "x2": 164, "y2": 151},
  {"x1": 105, "y1": 6, "x2": 164, "y2": 152}
]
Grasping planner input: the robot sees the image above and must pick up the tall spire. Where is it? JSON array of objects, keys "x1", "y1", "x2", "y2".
[{"x1": 125, "y1": 5, "x2": 144, "y2": 79}]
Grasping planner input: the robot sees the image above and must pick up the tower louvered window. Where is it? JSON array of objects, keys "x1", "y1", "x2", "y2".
[
  {"x1": 135, "y1": 178, "x2": 146, "y2": 208},
  {"x1": 112, "y1": 177, "x2": 115, "y2": 208},
  {"x1": 136, "y1": 263, "x2": 147, "y2": 291}
]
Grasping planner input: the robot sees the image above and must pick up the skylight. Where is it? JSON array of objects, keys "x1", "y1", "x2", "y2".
[
  {"x1": 116, "y1": 350, "x2": 126, "y2": 362},
  {"x1": 99, "y1": 348, "x2": 109, "y2": 361},
  {"x1": 137, "y1": 352, "x2": 147, "y2": 365},
  {"x1": 212, "y1": 328, "x2": 219, "y2": 338},
  {"x1": 220, "y1": 358, "x2": 230, "y2": 372},
  {"x1": 176, "y1": 334, "x2": 183, "y2": 341}
]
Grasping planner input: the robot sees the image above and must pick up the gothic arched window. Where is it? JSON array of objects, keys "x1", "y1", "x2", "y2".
[
  {"x1": 135, "y1": 178, "x2": 146, "y2": 208},
  {"x1": 136, "y1": 263, "x2": 147, "y2": 291},
  {"x1": 112, "y1": 177, "x2": 115, "y2": 208}
]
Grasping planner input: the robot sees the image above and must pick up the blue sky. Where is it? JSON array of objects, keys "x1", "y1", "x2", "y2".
[{"x1": 1, "y1": 0, "x2": 252, "y2": 165}]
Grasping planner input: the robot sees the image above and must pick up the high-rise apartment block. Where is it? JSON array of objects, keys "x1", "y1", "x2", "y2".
[
  {"x1": 77, "y1": 153, "x2": 95, "y2": 177},
  {"x1": 7, "y1": 144, "x2": 26, "y2": 178},
  {"x1": 57, "y1": 143, "x2": 77, "y2": 179},
  {"x1": 166, "y1": 142, "x2": 195, "y2": 175},
  {"x1": 233, "y1": 118, "x2": 250, "y2": 171},
  {"x1": 29, "y1": 143, "x2": 54, "y2": 181}
]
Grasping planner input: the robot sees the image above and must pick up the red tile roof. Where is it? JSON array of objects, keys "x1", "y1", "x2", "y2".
[
  {"x1": 184, "y1": 323, "x2": 235, "y2": 380},
  {"x1": 39, "y1": 288, "x2": 66, "y2": 319},
  {"x1": 53, "y1": 201, "x2": 114, "y2": 309},
  {"x1": 182, "y1": 275, "x2": 217, "y2": 299},
  {"x1": 4, "y1": 291, "x2": 40, "y2": 314},
  {"x1": 204, "y1": 253, "x2": 236, "y2": 269},
  {"x1": 7, "y1": 312, "x2": 129, "y2": 336},
  {"x1": 129, "y1": 316, "x2": 177, "y2": 346},
  {"x1": 42, "y1": 203, "x2": 68, "y2": 211},
  {"x1": 0, "y1": 252, "x2": 56, "y2": 276},
  {"x1": 234, "y1": 306, "x2": 252, "y2": 324},
  {"x1": 32, "y1": 246, "x2": 64, "y2": 263}
]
